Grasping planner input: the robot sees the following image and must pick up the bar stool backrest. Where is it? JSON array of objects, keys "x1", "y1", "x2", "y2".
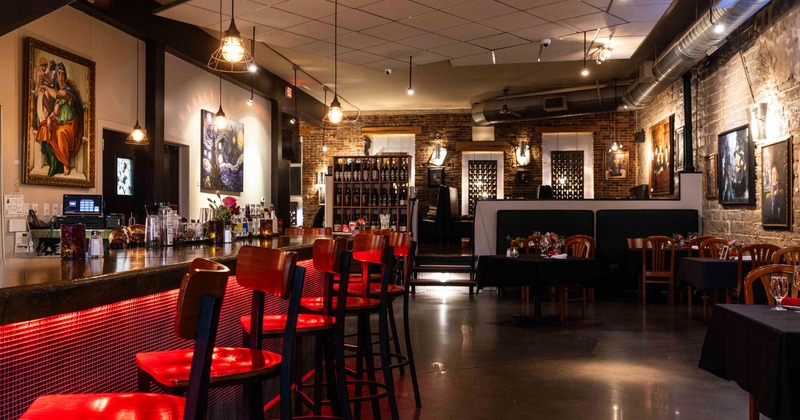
[
  {"x1": 313, "y1": 237, "x2": 347, "y2": 274},
  {"x1": 284, "y1": 227, "x2": 302, "y2": 235},
  {"x1": 743, "y1": 264, "x2": 793, "y2": 305},
  {"x1": 304, "y1": 227, "x2": 332, "y2": 235},
  {"x1": 236, "y1": 246, "x2": 297, "y2": 299},
  {"x1": 388, "y1": 232, "x2": 411, "y2": 254},
  {"x1": 352, "y1": 233, "x2": 385, "y2": 264},
  {"x1": 176, "y1": 258, "x2": 230, "y2": 339},
  {"x1": 564, "y1": 235, "x2": 595, "y2": 258}
]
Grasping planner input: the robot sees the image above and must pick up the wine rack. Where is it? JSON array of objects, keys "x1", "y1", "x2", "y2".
[{"x1": 331, "y1": 154, "x2": 412, "y2": 233}]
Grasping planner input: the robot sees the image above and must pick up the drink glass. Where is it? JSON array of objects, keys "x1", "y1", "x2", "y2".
[{"x1": 770, "y1": 275, "x2": 789, "y2": 311}]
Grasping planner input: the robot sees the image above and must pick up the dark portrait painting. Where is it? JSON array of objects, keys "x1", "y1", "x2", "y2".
[
  {"x1": 649, "y1": 116, "x2": 673, "y2": 196},
  {"x1": 717, "y1": 125, "x2": 755, "y2": 206},
  {"x1": 201, "y1": 109, "x2": 244, "y2": 192},
  {"x1": 761, "y1": 137, "x2": 791, "y2": 229}
]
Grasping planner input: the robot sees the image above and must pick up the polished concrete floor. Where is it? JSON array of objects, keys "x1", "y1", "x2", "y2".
[{"x1": 371, "y1": 284, "x2": 749, "y2": 420}]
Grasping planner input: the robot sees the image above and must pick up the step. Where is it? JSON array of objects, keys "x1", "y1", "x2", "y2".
[{"x1": 412, "y1": 264, "x2": 474, "y2": 273}]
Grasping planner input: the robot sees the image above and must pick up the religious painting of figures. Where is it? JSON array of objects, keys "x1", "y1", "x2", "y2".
[
  {"x1": 201, "y1": 109, "x2": 244, "y2": 192},
  {"x1": 761, "y1": 137, "x2": 791, "y2": 229},
  {"x1": 717, "y1": 125, "x2": 755, "y2": 206},
  {"x1": 24, "y1": 38, "x2": 95, "y2": 188},
  {"x1": 649, "y1": 115, "x2": 674, "y2": 196}
]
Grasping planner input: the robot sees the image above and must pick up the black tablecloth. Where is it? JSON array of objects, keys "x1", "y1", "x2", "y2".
[
  {"x1": 677, "y1": 257, "x2": 750, "y2": 290},
  {"x1": 699, "y1": 304, "x2": 800, "y2": 419}
]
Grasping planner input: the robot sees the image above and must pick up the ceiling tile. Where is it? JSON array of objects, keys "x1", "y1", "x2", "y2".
[
  {"x1": 411, "y1": 0, "x2": 473, "y2": 8},
  {"x1": 608, "y1": 21, "x2": 656, "y2": 37},
  {"x1": 497, "y1": 0, "x2": 562, "y2": 8},
  {"x1": 360, "y1": 0, "x2": 435, "y2": 21},
  {"x1": 361, "y1": 57, "x2": 408, "y2": 72},
  {"x1": 510, "y1": 22, "x2": 574, "y2": 41},
  {"x1": 187, "y1": 0, "x2": 268, "y2": 15},
  {"x1": 493, "y1": 42, "x2": 538, "y2": 64},
  {"x1": 285, "y1": 19, "x2": 347, "y2": 40},
  {"x1": 249, "y1": 0, "x2": 292, "y2": 5},
  {"x1": 469, "y1": 33, "x2": 528, "y2": 49},
  {"x1": 398, "y1": 32, "x2": 458, "y2": 49},
  {"x1": 481, "y1": 11, "x2": 546, "y2": 32},
  {"x1": 562, "y1": 11, "x2": 625, "y2": 31},
  {"x1": 361, "y1": 22, "x2": 426, "y2": 41},
  {"x1": 429, "y1": 42, "x2": 487, "y2": 58},
  {"x1": 444, "y1": 0, "x2": 517, "y2": 21},
  {"x1": 363, "y1": 42, "x2": 419, "y2": 58},
  {"x1": 610, "y1": 3, "x2": 669, "y2": 22},
  {"x1": 338, "y1": 0, "x2": 381, "y2": 7},
  {"x1": 260, "y1": 30, "x2": 317, "y2": 48},
  {"x1": 528, "y1": 0, "x2": 600, "y2": 21},
  {"x1": 293, "y1": 40, "x2": 354, "y2": 57},
  {"x1": 336, "y1": 50, "x2": 386, "y2": 65},
  {"x1": 337, "y1": 31, "x2": 388, "y2": 49},
  {"x1": 408, "y1": 50, "x2": 451, "y2": 65},
  {"x1": 435, "y1": 23, "x2": 500, "y2": 41},
  {"x1": 240, "y1": 7, "x2": 311, "y2": 29},
  {"x1": 272, "y1": 0, "x2": 339, "y2": 19},
  {"x1": 401, "y1": 11, "x2": 469, "y2": 32},
  {"x1": 319, "y1": 9, "x2": 391, "y2": 31},
  {"x1": 580, "y1": 0, "x2": 610, "y2": 9},
  {"x1": 157, "y1": 5, "x2": 222, "y2": 28},
  {"x1": 448, "y1": 52, "x2": 493, "y2": 66}
]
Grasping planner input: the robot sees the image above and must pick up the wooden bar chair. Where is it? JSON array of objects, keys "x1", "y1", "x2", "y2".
[
  {"x1": 21, "y1": 258, "x2": 230, "y2": 420},
  {"x1": 686, "y1": 236, "x2": 713, "y2": 257},
  {"x1": 135, "y1": 250, "x2": 306, "y2": 420},
  {"x1": 641, "y1": 236, "x2": 676, "y2": 304},
  {"x1": 732, "y1": 244, "x2": 780, "y2": 303}
]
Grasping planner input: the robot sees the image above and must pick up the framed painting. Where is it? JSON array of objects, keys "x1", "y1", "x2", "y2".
[
  {"x1": 428, "y1": 167, "x2": 444, "y2": 186},
  {"x1": 201, "y1": 109, "x2": 244, "y2": 192},
  {"x1": 116, "y1": 157, "x2": 133, "y2": 196},
  {"x1": 705, "y1": 154, "x2": 717, "y2": 199},
  {"x1": 649, "y1": 116, "x2": 674, "y2": 196},
  {"x1": 674, "y1": 126, "x2": 685, "y2": 173},
  {"x1": 717, "y1": 125, "x2": 755, "y2": 206},
  {"x1": 24, "y1": 38, "x2": 95, "y2": 187},
  {"x1": 761, "y1": 137, "x2": 791, "y2": 229},
  {"x1": 604, "y1": 149, "x2": 629, "y2": 179}
]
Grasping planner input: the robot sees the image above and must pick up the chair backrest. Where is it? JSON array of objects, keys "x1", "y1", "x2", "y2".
[
  {"x1": 312, "y1": 237, "x2": 347, "y2": 274},
  {"x1": 736, "y1": 243, "x2": 780, "y2": 299},
  {"x1": 743, "y1": 264, "x2": 793, "y2": 305},
  {"x1": 699, "y1": 237, "x2": 728, "y2": 258},
  {"x1": 352, "y1": 232, "x2": 385, "y2": 264},
  {"x1": 773, "y1": 246, "x2": 800, "y2": 265},
  {"x1": 235, "y1": 246, "x2": 298, "y2": 299},
  {"x1": 642, "y1": 236, "x2": 675, "y2": 274},
  {"x1": 176, "y1": 258, "x2": 230, "y2": 340},
  {"x1": 388, "y1": 232, "x2": 411, "y2": 254},
  {"x1": 564, "y1": 234, "x2": 595, "y2": 258},
  {"x1": 686, "y1": 236, "x2": 713, "y2": 257},
  {"x1": 524, "y1": 235, "x2": 543, "y2": 253},
  {"x1": 304, "y1": 227, "x2": 332, "y2": 235},
  {"x1": 284, "y1": 227, "x2": 302, "y2": 235}
]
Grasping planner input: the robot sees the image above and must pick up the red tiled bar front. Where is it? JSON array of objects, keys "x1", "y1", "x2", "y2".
[{"x1": 0, "y1": 237, "x2": 324, "y2": 419}]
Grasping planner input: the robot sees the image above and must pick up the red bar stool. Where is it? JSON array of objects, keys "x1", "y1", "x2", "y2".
[
  {"x1": 239, "y1": 239, "x2": 350, "y2": 418},
  {"x1": 135, "y1": 249, "x2": 306, "y2": 420},
  {"x1": 20, "y1": 258, "x2": 230, "y2": 420}
]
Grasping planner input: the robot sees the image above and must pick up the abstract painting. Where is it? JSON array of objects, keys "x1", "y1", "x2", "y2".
[{"x1": 201, "y1": 109, "x2": 244, "y2": 192}]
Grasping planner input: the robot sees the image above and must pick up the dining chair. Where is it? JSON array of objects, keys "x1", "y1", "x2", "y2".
[
  {"x1": 558, "y1": 234, "x2": 595, "y2": 321},
  {"x1": 773, "y1": 246, "x2": 800, "y2": 297},
  {"x1": 641, "y1": 236, "x2": 676, "y2": 304},
  {"x1": 686, "y1": 236, "x2": 713, "y2": 257},
  {"x1": 732, "y1": 244, "x2": 780, "y2": 303},
  {"x1": 521, "y1": 234, "x2": 543, "y2": 301},
  {"x1": 698, "y1": 237, "x2": 728, "y2": 258},
  {"x1": 742, "y1": 264, "x2": 793, "y2": 305},
  {"x1": 21, "y1": 258, "x2": 230, "y2": 420}
]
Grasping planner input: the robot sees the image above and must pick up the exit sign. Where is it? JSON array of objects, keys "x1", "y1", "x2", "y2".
[{"x1": 285, "y1": 87, "x2": 293, "y2": 98}]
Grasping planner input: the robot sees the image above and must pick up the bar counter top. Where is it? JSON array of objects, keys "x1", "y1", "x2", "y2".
[{"x1": 0, "y1": 236, "x2": 320, "y2": 325}]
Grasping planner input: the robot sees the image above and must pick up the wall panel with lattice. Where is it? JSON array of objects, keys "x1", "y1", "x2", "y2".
[
  {"x1": 468, "y1": 160, "x2": 497, "y2": 214},
  {"x1": 552, "y1": 150, "x2": 584, "y2": 199}
]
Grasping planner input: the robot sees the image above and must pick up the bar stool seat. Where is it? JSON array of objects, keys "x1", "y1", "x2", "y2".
[
  {"x1": 241, "y1": 313, "x2": 335, "y2": 335},
  {"x1": 340, "y1": 283, "x2": 404, "y2": 296},
  {"x1": 136, "y1": 347, "x2": 281, "y2": 388},
  {"x1": 301, "y1": 296, "x2": 379, "y2": 312},
  {"x1": 22, "y1": 393, "x2": 186, "y2": 419}
]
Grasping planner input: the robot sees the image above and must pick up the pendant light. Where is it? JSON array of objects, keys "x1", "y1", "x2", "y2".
[
  {"x1": 127, "y1": 39, "x2": 148, "y2": 145},
  {"x1": 214, "y1": 78, "x2": 231, "y2": 134},
  {"x1": 208, "y1": 0, "x2": 255, "y2": 73},
  {"x1": 407, "y1": 56, "x2": 414, "y2": 95},
  {"x1": 326, "y1": 0, "x2": 344, "y2": 125},
  {"x1": 580, "y1": 31, "x2": 589, "y2": 77}
]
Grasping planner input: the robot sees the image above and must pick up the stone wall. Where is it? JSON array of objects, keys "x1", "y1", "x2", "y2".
[{"x1": 638, "y1": 0, "x2": 800, "y2": 245}]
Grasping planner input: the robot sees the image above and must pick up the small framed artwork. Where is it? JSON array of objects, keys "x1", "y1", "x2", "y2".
[
  {"x1": 649, "y1": 115, "x2": 674, "y2": 196},
  {"x1": 605, "y1": 150, "x2": 629, "y2": 179},
  {"x1": 717, "y1": 125, "x2": 755, "y2": 206},
  {"x1": 761, "y1": 136, "x2": 791, "y2": 229},
  {"x1": 720, "y1": 245, "x2": 729, "y2": 260},
  {"x1": 318, "y1": 186, "x2": 326, "y2": 205},
  {"x1": 705, "y1": 154, "x2": 718, "y2": 199},
  {"x1": 24, "y1": 37, "x2": 96, "y2": 187},
  {"x1": 515, "y1": 170, "x2": 531, "y2": 184},
  {"x1": 116, "y1": 157, "x2": 133, "y2": 196},
  {"x1": 428, "y1": 167, "x2": 444, "y2": 186},
  {"x1": 674, "y1": 126, "x2": 685, "y2": 173}
]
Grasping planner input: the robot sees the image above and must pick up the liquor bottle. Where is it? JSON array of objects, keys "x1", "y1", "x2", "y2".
[
  {"x1": 344, "y1": 187, "x2": 351, "y2": 206},
  {"x1": 334, "y1": 160, "x2": 340, "y2": 181},
  {"x1": 381, "y1": 160, "x2": 389, "y2": 181},
  {"x1": 390, "y1": 214, "x2": 397, "y2": 231},
  {"x1": 399, "y1": 186, "x2": 407, "y2": 206},
  {"x1": 399, "y1": 213, "x2": 407, "y2": 232},
  {"x1": 335, "y1": 186, "x2": 342, "y2": 206},
  {"x1": 371, "y1": 160, "x2": 379, "y2": 181}
]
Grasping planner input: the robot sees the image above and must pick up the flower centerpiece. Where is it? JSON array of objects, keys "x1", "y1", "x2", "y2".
[
  {"x1": 543, "y1": 232, "x2": 562, "y2": 254},
  {"x1": 206, "y1": 193, "x2": 239, "y2": 243},
  {"x1": 728, "y1": 239, "x2": 746, "y2": 257},
  {"x1": 506, "y1": 235, "x2": 525, "y2": 257}
]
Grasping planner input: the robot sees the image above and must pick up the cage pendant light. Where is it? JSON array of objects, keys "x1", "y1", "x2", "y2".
[
  {"x1": 326, "y1": 0, "x2": 344, "y2": 125},
  {"x1": 208, "y1": 0, "x2": 255, "y2": 73},
  {"x1": 127, "y1": 39, "x2": 149, "y2": 145}
]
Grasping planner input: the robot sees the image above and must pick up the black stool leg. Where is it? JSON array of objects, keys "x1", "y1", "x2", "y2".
[
  {"x1": 387, "y1": 298, "x2": 405, "y2": 375},
  {"x1": 379, "y1": 299, "x2": 400, "y2": 419},
  {"x1": 360, "y1": 314, "x2": 382, "y2": 420},
  {"x1": 403, "y1": 287, "x2": 421, "y2": 408}
]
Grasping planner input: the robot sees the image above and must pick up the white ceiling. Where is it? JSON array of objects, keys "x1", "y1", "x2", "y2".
[{"x1": 156, "y1": 0, "x2": 683, "y2": 112}]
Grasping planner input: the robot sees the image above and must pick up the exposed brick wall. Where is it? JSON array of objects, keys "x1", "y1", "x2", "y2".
[
  {"x1": 301, "y1": 111, "x2": 639, "y2": 225},
  {"x1": 638, "y1": 0, "x2": 800, "y2": 246}
]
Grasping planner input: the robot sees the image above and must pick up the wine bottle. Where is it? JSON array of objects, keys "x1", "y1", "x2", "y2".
[
  {"x1": 335, "y1": 186, "x2": 342, "y2": 206},
  {"x1": 391, "y1": 160, "x2": 398, "y2": 181},
  {"x1": 353, "y1": 186, "x2": 360, "y2": 206},
  {"x1": 353, "y1": 160, "x2": 360, "y2": 181},
  {"x1": 371, "y1": 160, "x2": 379, "y2": 181},
  {"x1": 371, "y1": 188, "x2": 379, "y2": 206},
  {"x1": 390, "y1": 214, "x2": 397, "y2": 231},
  {"x1": 400, "y1": 159, "x2": 407, "y2": 181},
  {"x1": 390, "y1": 185, "x2": 397, "y2": 206},
  {"x1": 399, "y1": 186, "x2": 407, "y2": 206},
  {"x1": 362, "y1": 188, "x2": 369, "y2": 208},
  {"x1": 344, "y1": 187, "x2": 351, "y2": 206},
  {"x1": 334, "y1": 160, "x2": 341, "y2": 181},
  {"x1": 381, "y1": 188, "x2": 388, "y2": 206},
  {"x1": 381, "y1": 161, "x2": 389, "y2": 181},
  {"x1": 362, "y1": 160, "x2": 369, "y2": 181},
  {"x1": 343, "y1": 160, "x2": 351, "y2": 181},
  {"x1": 333, "y1": 214, "x2": 342, "y2": 232},
  {"x1": 399, "y1": 213, "x2": 407, "y2": 232}
]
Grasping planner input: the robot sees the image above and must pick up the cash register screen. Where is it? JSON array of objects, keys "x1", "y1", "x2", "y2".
[{"x1": 63, "y1": 194, "x2": 102, "y2": 215}]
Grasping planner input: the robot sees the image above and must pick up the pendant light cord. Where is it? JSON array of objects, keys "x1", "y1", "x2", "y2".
[
  {"x1": 135, "y1": 40, "x2": 140, "y2": 122},
  {"x1": 333, "y1": 0, "x2": 338, "y2": 97},
  {"x1": 294, "y1": 66, "x2": 298, "y2": 121}
]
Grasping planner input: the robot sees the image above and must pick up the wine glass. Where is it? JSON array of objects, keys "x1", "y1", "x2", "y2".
[
  {"x1": 539, "y1": 236, "x2": 550, "y2": 256},
  {"x1": 793, "y1": 265, "x2": 800, "y2": 303},
  {"x1": 770, "y1": 275, "x2": 789, "y2": 311}
]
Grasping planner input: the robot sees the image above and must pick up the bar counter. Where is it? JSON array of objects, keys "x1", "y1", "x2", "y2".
[
  {"x1": 0, "y1": 236, "x2": 317, "y2": 325},
  {"x1": 0, "y1": 236, "x2": 324, "y2": 419}
]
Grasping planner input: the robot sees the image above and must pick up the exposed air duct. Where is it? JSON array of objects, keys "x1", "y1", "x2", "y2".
[{"x1": 623, "y1": 0, "x2": 770, "y2": 108}]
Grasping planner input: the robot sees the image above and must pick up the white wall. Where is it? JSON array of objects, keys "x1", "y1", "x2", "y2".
[{"x1": 0, "y1": 6, "x2": 272, "y2": 258}]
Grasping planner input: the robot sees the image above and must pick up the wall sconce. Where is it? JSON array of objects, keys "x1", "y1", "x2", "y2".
[
  {"x1": 429, "y1": 143, "x2": 447, "y2": 166},
  {"x1": 515, "y1": 140, "x2": 531, "y2": 166}
]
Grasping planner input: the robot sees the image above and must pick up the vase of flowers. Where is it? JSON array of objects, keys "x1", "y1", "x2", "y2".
[
  {"x1": 506, "y1": 235, "x2": 524, "y2": 258},
  {"x1": 207, "y1": 193, "x2": 240, "y2": 244}
]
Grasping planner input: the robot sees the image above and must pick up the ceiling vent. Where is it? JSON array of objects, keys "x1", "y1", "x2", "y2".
[
  {"x1": 542, "y1": 96, "x2": 567, "y2": 112},
  {"x1": 638, "y1": 61, "x2": 655, "y2": 84}
]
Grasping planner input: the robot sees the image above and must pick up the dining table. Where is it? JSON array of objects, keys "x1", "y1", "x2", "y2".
[
  {"x1": 677, "y1": 257, "x2": 752, "y2": 291},
  {"x1": 699, "y1": 304, "x2": 800, "y2": 419},
  {"x1": 476, "y1": 253, "x2": 602, "y2": 319}
]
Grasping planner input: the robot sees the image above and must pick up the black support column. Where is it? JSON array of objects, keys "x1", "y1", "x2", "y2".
[
  {"x1": 145, "y1": 39, "x2": 166, "y2": 205},
  {"x1": 682, "y1": 71, "x2": 695, "y2": 173}
]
